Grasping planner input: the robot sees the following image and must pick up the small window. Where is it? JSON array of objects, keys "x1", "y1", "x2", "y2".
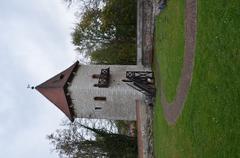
[
  {"x1": 95, "y1": 107, "x2": 102, "y2": 110},
  {"x1": 94, "y1": 97, "x2": 106, "y2": 101},
  {"x1": 59, "y1": 74, "x2": 64, "y2": 79},
  {"x1": 92, "y1": 74, "x2": 100, "y2": 79}
]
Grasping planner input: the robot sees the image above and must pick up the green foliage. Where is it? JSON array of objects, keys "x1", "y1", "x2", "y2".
[
  {"x1": 101, "y1": 0, "x2": 137, "y2": 42},
  {"x1": 72, "y1": 9, "x2": 111, "y2": 53},
  {"x1": 80, "y1": 123, "x2": 138, "y2": 158},
  {"x1": 71, "y1": 0, "x2": 137, "y2": 64},
  {"x1": 115, "y1": 120, "x2": 137, "y2": 136},
  {"x1": 154, "y1": 0, "x2": 240, "y2": 157},
  {"x1": 91, "y1": 42, "x2": 136, "y2": 64},
  {"x1": 48, "y1": 120, "x2": 137, "y2": 158},
  {"x1": 154, "y1": 0, "x2": 185, "y2": 102}
]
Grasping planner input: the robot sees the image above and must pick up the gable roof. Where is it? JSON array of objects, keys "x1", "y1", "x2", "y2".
[{"x1": 36, "y1": 61, "x2": 79, "y2": 121}]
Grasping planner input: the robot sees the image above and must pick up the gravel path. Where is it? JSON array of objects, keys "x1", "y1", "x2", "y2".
[{"x1": 160, "y1": 0, "x2": 197, "y2": 124}]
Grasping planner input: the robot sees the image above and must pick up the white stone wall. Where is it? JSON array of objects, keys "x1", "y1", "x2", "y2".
[{"x1": 68, "y1": 65, "x2": 151, "y2": 120}]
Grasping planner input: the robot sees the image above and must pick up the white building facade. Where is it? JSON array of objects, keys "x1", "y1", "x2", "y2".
[{"x1": 36, "y1": 61, "x2": 152, "y2": 121}]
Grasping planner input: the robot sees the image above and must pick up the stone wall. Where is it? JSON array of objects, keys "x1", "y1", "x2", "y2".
[
  {"x1": 137, "y1": 0, "x2": 155, "y2": 157},
  {"x1": 138, "y1": 0, "x2": 156, "y2": 66},
  {"x1": 68, "y1": 65, "x2": 150, "y2": 120}
]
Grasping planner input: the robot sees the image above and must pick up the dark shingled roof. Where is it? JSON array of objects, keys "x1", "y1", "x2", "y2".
[{"x1": 36, "y1": 61, "x2": 79, "y2": 121}]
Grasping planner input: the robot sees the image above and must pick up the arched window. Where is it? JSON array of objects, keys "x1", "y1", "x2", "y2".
[{"x1": 94, "y1": 96, "x2": 106, "y2": 101}]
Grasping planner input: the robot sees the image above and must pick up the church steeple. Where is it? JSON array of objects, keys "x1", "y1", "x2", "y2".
[{"x1": 36, "y1": 61, "x2": 79, "y2": 121}]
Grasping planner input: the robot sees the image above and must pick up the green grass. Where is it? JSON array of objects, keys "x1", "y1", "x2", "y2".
[
  {"x1": 154, "y1": 0, "x2": 185, "y2": 102},
  {"x1": 153, "y1": 0, "x2": 240, "y2": 158}
]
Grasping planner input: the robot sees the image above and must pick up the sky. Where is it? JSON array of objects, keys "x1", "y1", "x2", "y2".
[{"x1": 0, "y1": 0, "x2": 78, "y2": 157}]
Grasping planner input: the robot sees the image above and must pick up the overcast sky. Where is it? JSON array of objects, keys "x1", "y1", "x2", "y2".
[{"x1": 0, "y1": 0, "x2": 78, "y2": 157}]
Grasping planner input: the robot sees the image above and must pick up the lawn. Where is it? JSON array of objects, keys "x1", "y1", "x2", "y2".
[
  {"x1": 153, "y1": 0, "x2": 240, "y2": 157},
  {"x1": 154, "y1": 0, "x2": 185, "y2": 102}
]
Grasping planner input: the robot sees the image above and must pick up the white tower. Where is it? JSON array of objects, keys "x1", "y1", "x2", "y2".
[{"x1": 36, "y1": 61, "x2": 151, "y2": 121}]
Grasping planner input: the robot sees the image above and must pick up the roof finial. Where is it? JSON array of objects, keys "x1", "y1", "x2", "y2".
[{"x1": 27, "y1": 84, "x2": 35, "y2": 89}]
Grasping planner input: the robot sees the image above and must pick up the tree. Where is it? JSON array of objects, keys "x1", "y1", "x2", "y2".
[
  {"x1": 52, "y1": 1, "x2": 138, "y2": 155},
  {"x1": 90, "y1": 42, "x2": 136, "y2": 65},
  {"x1": 71, "y1": 0, "x2": 137, "y2": 61},
  {"x1": 101, "y1": 0, "x2": 137, "y2": 42},
  {"x1": 72, "y1": 8, "x2": 115, "y2": 56},
  {"x1": 47, "y1": 119, "x2": 137, "y2": 158}
]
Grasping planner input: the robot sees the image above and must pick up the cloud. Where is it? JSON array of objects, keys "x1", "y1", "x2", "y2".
[{"x1": 0, "y1": 0, "x2": 78, "y2": 157}]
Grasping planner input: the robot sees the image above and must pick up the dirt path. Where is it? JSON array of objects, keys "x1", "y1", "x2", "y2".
[{"x1": 160, "y1": 0, "x2": 197, "y2": 124}]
